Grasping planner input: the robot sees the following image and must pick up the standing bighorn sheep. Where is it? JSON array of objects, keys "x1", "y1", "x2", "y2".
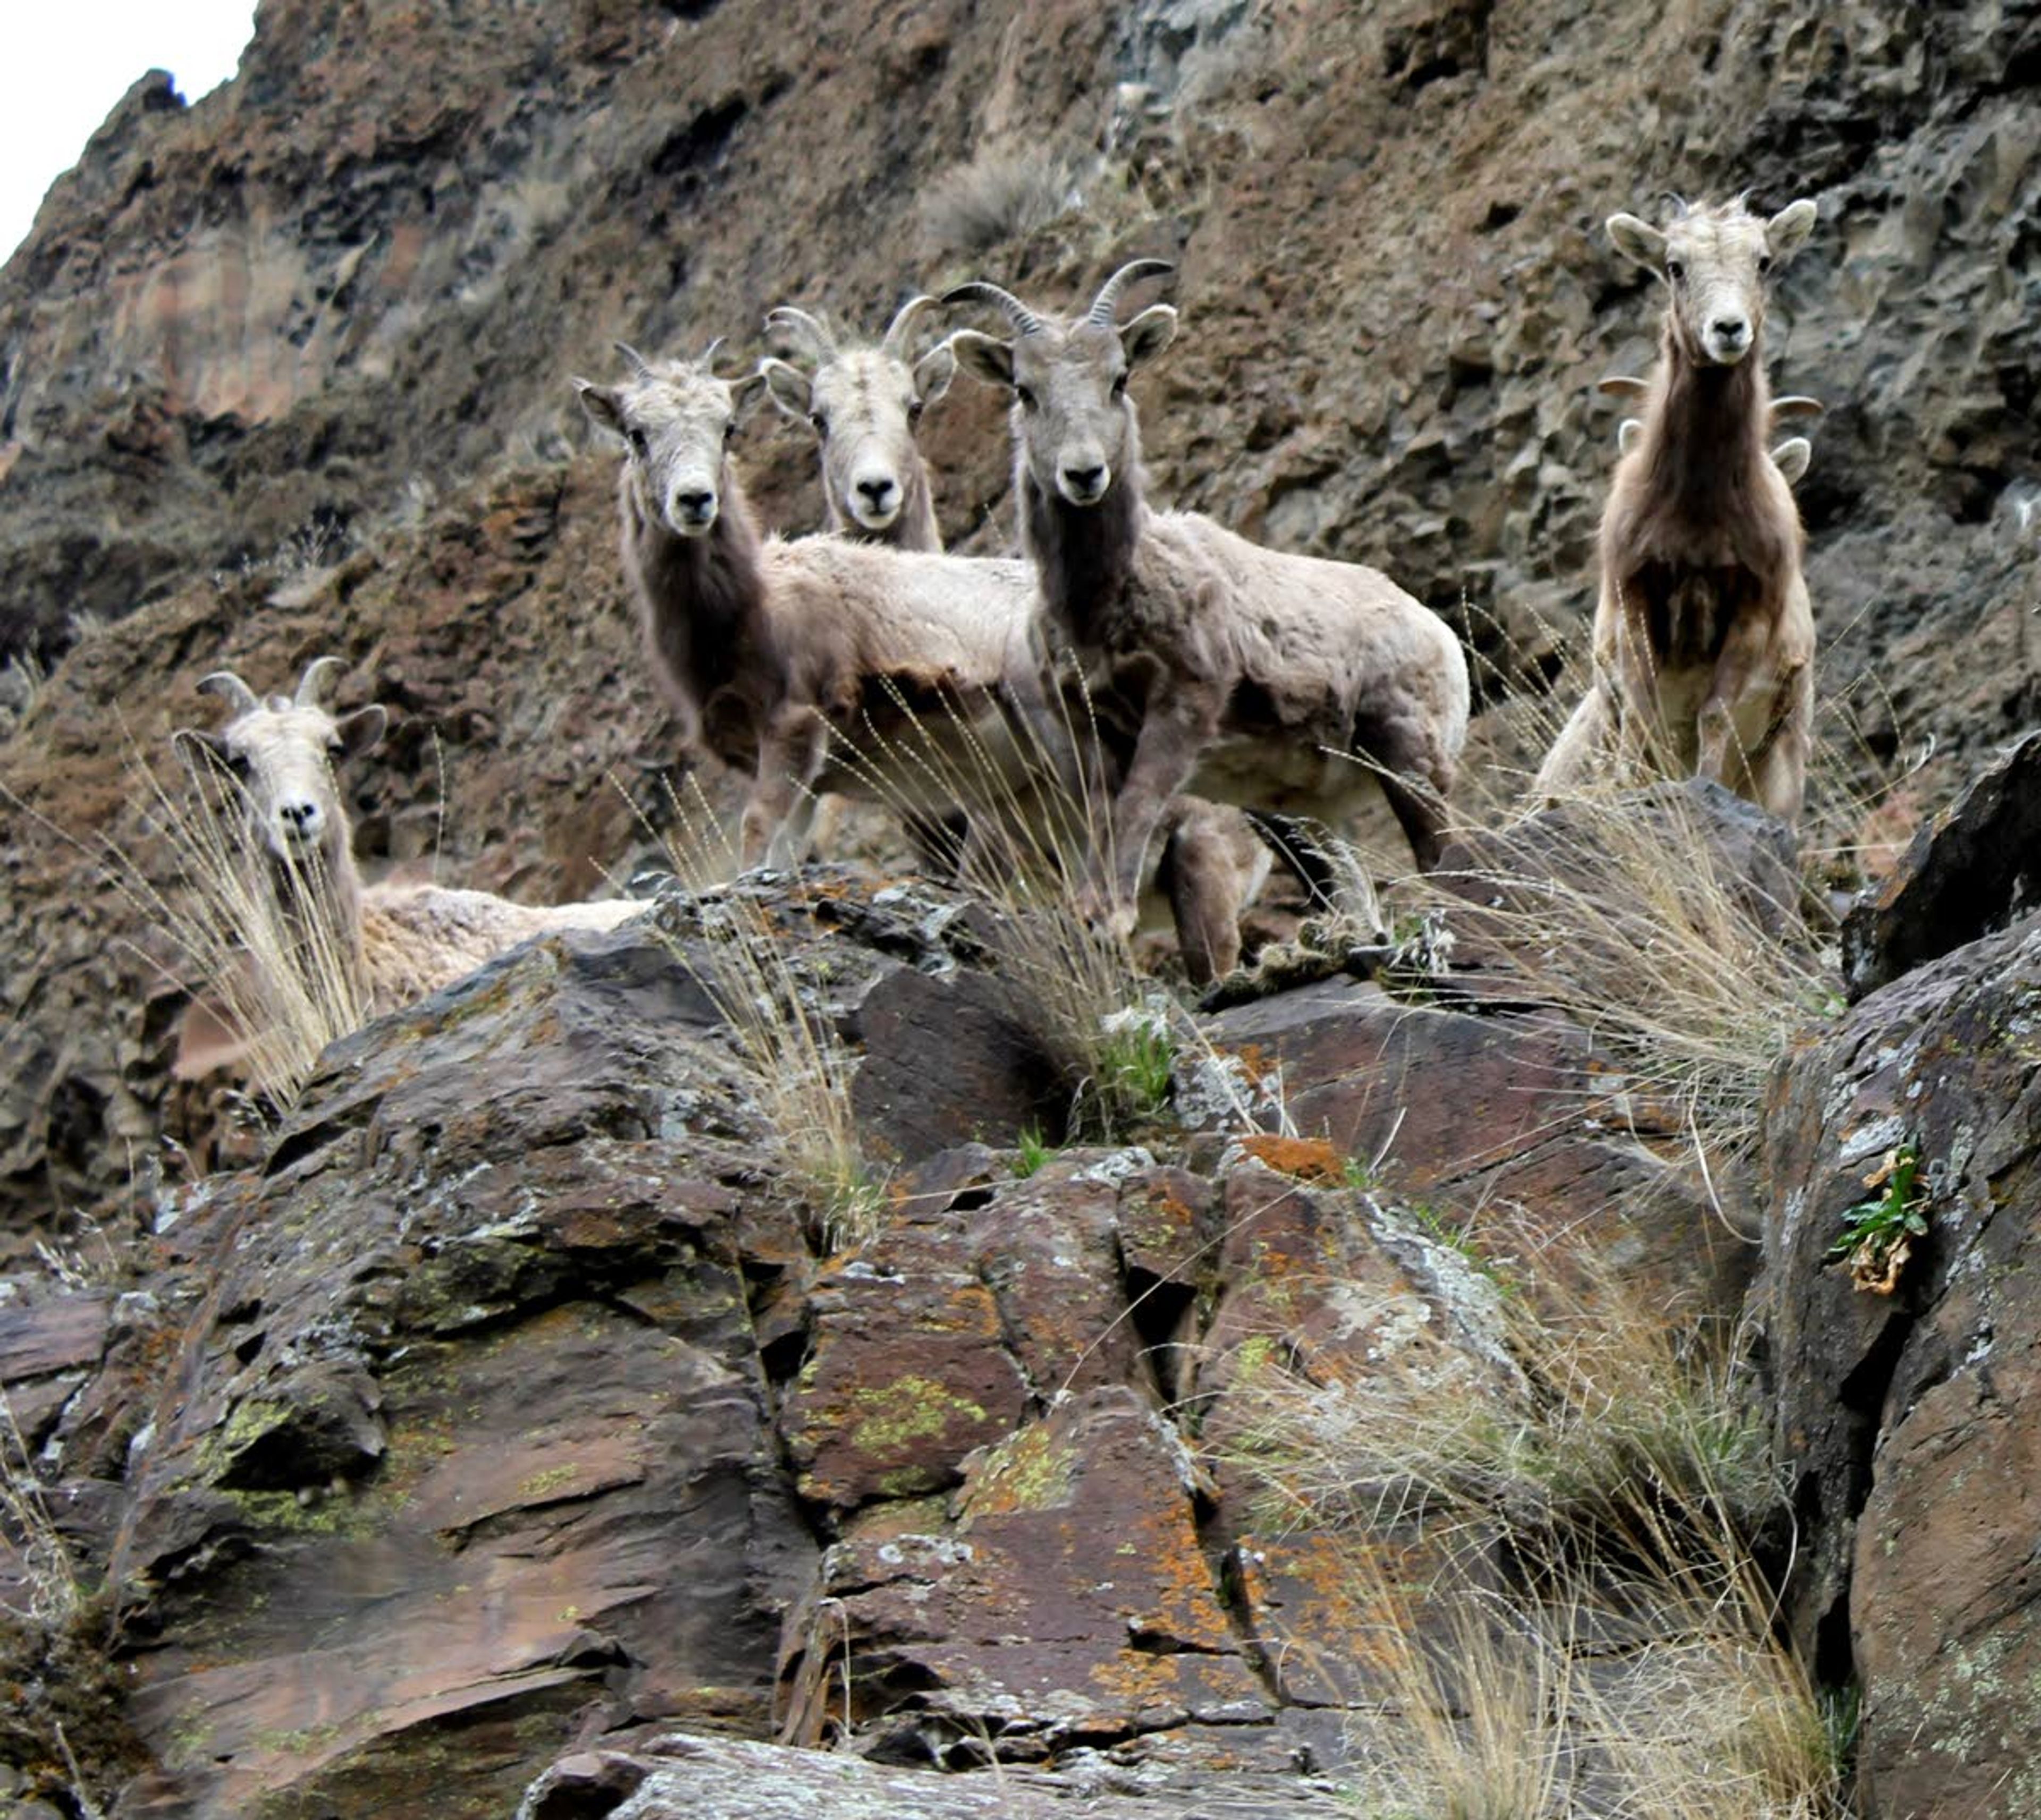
[
  {"x1": 1537, "y1": 196, "x2": 1819, "y2": 823},
  {"x1": 573, "y1": 340, "x2": 1053, "y2": 873},
  {"x1": 945, "y1": 262, "x2": 1471, "y2": 930},
  {"x1": 755, "y1": 298, "x2": 1272, "y2": 982},
  {"x1": 172, "y1": 658, "x2": 642, "y2": 1075}
]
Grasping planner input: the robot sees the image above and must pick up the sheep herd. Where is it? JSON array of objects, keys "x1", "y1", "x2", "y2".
[{"x1": 176, "y1": 190, "x2": 1823, "y2": 1041}]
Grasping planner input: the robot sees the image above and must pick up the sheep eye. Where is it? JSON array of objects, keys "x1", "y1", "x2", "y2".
[
  {"x1": 906, "y1": 399, "x2": 924, "y2": 424},
  {"x1": 1110, "y1": 372, "x2": 1128, "y2": 400},
  {"x1": 1014, "y1": 384, "x2": 1038, "y2": 412},
  {"x1": 227, "y1": 752, "x2": 254, "y2": 780},
  {"x1": 723, "y1": 419, "x2": 737, "y2": 442},
  {"x1": 1757, "y1": 252, "x2": 1773, "y2": 274},
  {"x1": 627, "y1": 428, "x2": 648, "y2": 457},
  {"x1": 809, "y1": 410, "x2": 829, "y2": 435},
  {"x1": 1665, "y1": 257, "x2": 1685, "y2": 282}
]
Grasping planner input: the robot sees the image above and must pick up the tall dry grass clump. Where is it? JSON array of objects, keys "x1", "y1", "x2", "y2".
[
  {"x1": 642, "y1": 777, "x2": 885, "y2": 1252},
  {"x1": 831, "y1": 681, "x2": 1227, "y2": 1139},
  {"x1": 1213, "y1": 1237, "x2": 1843, "y2": 1818},
  {"x1": 1432, "y1": 773, "x2": 1833, "y2": 1191}
]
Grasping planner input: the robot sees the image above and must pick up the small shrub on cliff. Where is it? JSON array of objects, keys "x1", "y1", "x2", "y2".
[{"x1": 919, "y1": 145, "x2": 1078, "y2": 255}]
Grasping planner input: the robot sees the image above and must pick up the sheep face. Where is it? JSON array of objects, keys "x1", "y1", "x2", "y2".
[
  {"x1": 953, "y1": 313, "x2": 1176, "y2": 509},
  {"x1": 1607, "y1": 196, "x2": 1817, "y2": 368},
  {"x1": 576, "y1": 355, "x2": 766, "y2": 540},
  {"x1": 764, "y1": 342, "x2": 954, "y2": 536},
  {"x1": 946, "y1": 263, "x2": 1178, "y2": 510},
  {"x1": 175, "y1": 665, "x2": 386, "y2": 866}
]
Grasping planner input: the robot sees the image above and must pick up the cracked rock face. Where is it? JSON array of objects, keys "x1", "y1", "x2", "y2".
[{"x1": 1762, "y1": 911, "x2": 2041, "y2": 1818}]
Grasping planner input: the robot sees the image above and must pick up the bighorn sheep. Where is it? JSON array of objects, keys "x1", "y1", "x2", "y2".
[
  {"x1": 757, "y1": 300, "x2": 1273, "y2": 982},
  {"x1": 945, "y1": 262, "x2": 1471, "y2": 930},
  {"x1": 172, "y1": 659, "x2": 643, "y2": 1074},
  {"x1": 1537, "y1": 196, "x2": 1819, "y2": 823},
  {"x1": 761, "y1": 296, "x2": 957, "y2": 549},
  {"x1": 574, "y1": 339, "x2": 1057, "y2": 874}
]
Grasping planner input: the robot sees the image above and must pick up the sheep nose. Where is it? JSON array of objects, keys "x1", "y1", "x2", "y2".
[
  {"x1": 278, "y1": 801, "x2": 322, "y2": 839},
  {"x1": 1712, "y1": 316, "x2": 1750, "y2": 348},
  {"x1": 856, "y1": 477, "x2": 896, "y2": 511},
  {"x1": 672, "y1": 488, "x2": 717, "y2": 525},
  {"x1": 1061, "y1": 464, "x2": 1108, "y2": 502}
]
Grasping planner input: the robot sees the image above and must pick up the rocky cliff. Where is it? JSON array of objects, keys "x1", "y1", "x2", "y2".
[{"x1": 1, "y1": 0, "x2": 2038, "y2": 1814}]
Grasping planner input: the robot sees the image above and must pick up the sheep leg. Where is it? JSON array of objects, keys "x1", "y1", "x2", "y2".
[
  {"x1": 1092, "y1": 688, "x2": 1222, "y2": 936},
  {"x1": 1357, "y1": 712, "x2": 1455, "y2": 872},
  {"x1": 1156, "y1": 803, "x2": 1263, "y2": 986},
  {"x1": 741, "y1": 709, "x2": 831, "y2": 870},
  {"x1": 1748, "y1": 660, "x2": 1813, "y2": 828},
  {"x1": 1696, "y1": 612, "x2": 1787, "y2": 797}
]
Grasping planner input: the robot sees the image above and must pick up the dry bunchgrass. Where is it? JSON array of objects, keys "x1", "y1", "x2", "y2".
[
  {"x1": 642, "y1": 777, "x2": 886, "y2": 1253},
  {"x1": 918, "y1": 145, "x2": 1078, "y2": 256},
  {"x1": 1215, "y1": 1242, "x2": 1839, "y2": 1818},
  {"x1": 0, "y1": 1395, "x2": 82, "y2": 1631}
]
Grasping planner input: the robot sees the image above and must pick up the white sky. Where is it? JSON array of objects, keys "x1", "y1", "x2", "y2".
[{"x1": 1, "y1": 2, "x2": 257, "y2": 266}]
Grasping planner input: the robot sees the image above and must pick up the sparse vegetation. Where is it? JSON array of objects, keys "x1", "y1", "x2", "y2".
[
  {"x1": 918, "y1": 145, "x2": 1077, "y2": 255},
  {"x1": 644, "y1": 775, "x2": 889, "y2": 1254},
  {"x1": 1829, "y1": 1141, "x2": 1927, "y2": 1294},
  {"x1": 1215, "y1": 1242, "x2": 1836, "y2": 1819}
]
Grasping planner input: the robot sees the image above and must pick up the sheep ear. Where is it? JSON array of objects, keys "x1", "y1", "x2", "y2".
[
  {"x1": 730, "y1": 369, "x2": 770, "y2": 425},
  {"x1": 912, "y1": 338, "x2": 957, "y2": 406},
  {"x1": 1771, "y1": 435, "x2": 1812, "y2": 485},
  {"x1": 948, "y1": 330, "x2": 1014, "y2": 389},
  {"x1": 172, "y1": 727, "x2": 229, "y2": 771},
  {"x1": 1607, "y1": 213, "x2": 1668, "y2": 275},
  {"x1": 1765, "y1": 198, "x2": 1818, "y2": 264},
  {"x1": 1119, "y1": 304, "x2": 1177, "y2": 369},
  {"x1": 575, "y1": 379, "x2": 626, "y2": 437},
  {"x1": 334, "y1": 704, "x2": 387, "y2": 760},
  {"x1": 760, "y1": 358, "x2": 814, "y2": 422}
]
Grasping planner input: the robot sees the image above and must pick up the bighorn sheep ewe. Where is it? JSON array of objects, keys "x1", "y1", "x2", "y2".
[
  {"x1": 1537, "y1": 196, "x2": 1819, "y2": 823},
  {"x1": 946, "y1": 262, "x2": 1471, "y2": 930},
  {"x1": 172, "y1": 658, "x2": 642, "y2": 1073},
  {"x1": 574, "y1": 339, "x2": 1055, "y2": 874},
  {"x1": 758, "y1": 299, "x2": 1273, "y2": 982},
  {"x1": 761, "y1": 296, "x2": 957, "y2": 549}
]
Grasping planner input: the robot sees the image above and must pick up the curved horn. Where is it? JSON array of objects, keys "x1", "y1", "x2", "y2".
[
  {"x1": 197, "y1": 671, "x2": 262, "y2": 715},
  {"x1": 699, "y1": 336, "x2": 730, "y2": 376},
  {"x1": 612, "y1": 340, "x2": 654, "y2": 378},
  {"x1": 765, "y1": 306, "x2": 838, "y2": 364},
  {"x1": 295, "y1": 655, "x2": 347, "y2": 708},
  {"x1": 880, "y1": 294, "x2": 935, "y2": 358},
  {"x1": 1660, "y1": 191, "x2": 1691, "y2": 220},
  {"x1": 1087, "y1": 258, "x2": 1174, "y2": 325},
  {"x1": 941, "y1": 280, "x2": 1044, "y2": 338},
  {"x1": 1770, "y1": 394, "x2": 1826, "y2": 420}
]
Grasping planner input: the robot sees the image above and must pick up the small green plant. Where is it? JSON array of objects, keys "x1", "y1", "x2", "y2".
[
  {"x1": 1014, "y1": 1127, "x2": 1055, "y2": 1179},
  {"x1": 1084, "y1": 1003, "x2": 1177, "y2": 1133},
  {"x1": 1828, "y1": 1142, "x2": 1927, "y2": 1294}
]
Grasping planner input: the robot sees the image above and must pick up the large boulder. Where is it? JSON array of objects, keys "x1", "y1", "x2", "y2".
[{"x1": 1761, "y1": 912, "x2": 2041, "y2": 1819}]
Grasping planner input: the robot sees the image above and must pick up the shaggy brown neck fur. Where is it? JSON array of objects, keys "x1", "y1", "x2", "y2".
[
  {"x1": 1018, "y1": 434, "x2": 1145, "y2": 648},
  {"x1": 625, "y1": 462, "x2": 768, "y2": 730},
  {"x1": 1612, "y1": 315, "x2": 1799, "y2": 588}
]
